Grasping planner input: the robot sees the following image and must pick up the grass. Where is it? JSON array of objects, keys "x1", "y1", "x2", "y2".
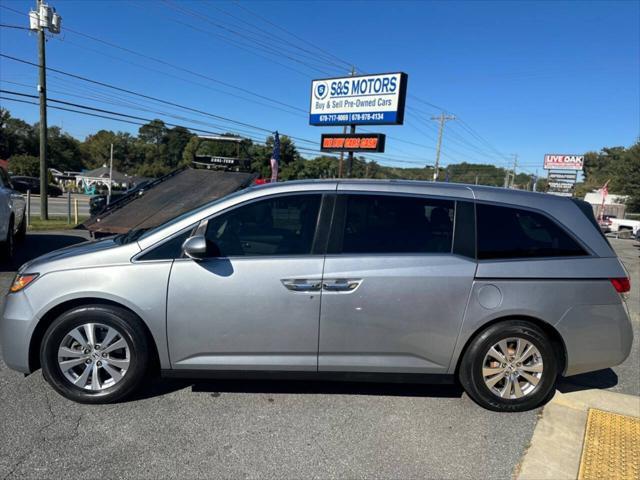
[{"x1": 27, "y1": 216, "x2": 90, "y2": 231}]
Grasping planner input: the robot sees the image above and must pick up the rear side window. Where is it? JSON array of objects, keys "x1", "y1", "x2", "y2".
[
  {"x1": 477, "y1": 203, "x2": 587, "y2": 259},
  {"x1": 332, "y1": 194, "x2": 455, "y2": 254}
]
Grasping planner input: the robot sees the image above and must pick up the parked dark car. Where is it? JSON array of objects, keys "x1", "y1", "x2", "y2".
[{"x1": 10, "y1": 176, "x2": 63, "y2": 197}]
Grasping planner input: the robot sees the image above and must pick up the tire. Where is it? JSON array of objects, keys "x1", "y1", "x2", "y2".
[
  {"x1": 40, "y1": 305, "x2": 150, "y2": 404},
  {"x1": 1, "y1": 216, "x2": 14, "y2": 261},
  {"x1": 459, "y1": 320, "x2": 558, "y2": 412}
]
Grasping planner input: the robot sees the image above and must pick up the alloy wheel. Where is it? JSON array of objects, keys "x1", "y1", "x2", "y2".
[
  {"x1": 57, "y1": 322, "x2": 131, "y2": 391},
  {"x1": 482, "y1": 337, "x2": 544, "y2": 399}
]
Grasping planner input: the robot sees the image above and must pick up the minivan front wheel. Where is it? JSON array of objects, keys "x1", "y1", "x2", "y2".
[
  {"x1": 459, "y1": 321, "x2": 558, "y2": 412},
  {"x1": 41, "y1": 305, "x2": 150, "y2": 403}
]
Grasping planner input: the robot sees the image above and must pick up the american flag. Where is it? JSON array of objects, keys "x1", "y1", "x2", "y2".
[{"x1": 270, "y1": 131, "x2": 280, "y2": 183}]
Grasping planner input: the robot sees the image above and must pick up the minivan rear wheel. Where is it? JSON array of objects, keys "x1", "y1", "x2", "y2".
[
  {"x1": 41, "y1": 305, "x2": 149, "y2": 403},
  {"x1": 459, "y1": 321, "x2": 557, "y2": 412}
]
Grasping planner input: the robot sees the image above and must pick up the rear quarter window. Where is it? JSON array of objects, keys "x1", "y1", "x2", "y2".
[{"x1": 477, "y1": 203, "x2": 587, "y2": 260}]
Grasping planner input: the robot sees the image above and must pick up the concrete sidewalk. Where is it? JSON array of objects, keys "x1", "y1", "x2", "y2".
[{"x1": 517, "y1": 389, "x2": 640, "y2": 479}]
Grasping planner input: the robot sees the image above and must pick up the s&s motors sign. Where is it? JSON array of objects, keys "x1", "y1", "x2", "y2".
[
  {"x1": 543, "y1": 154, "x2": 584, "y2": 170},
  {"x1": 310, "y1": 72, "x2": 408, "y2": 126}
]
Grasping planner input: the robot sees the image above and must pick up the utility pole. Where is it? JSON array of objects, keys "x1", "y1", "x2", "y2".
[
  {"x1": 29, "y1": 1, "x2": 61, "y2": 220},
  {"x1": 344, "y1": 66, "x2": 357, "y2": 178},
  {"x1": 431, "y1": 113, "x2": 455, "y2": 181},
  {"x1": 37, "y1": 0, "x2": 48, "y2": 220}
]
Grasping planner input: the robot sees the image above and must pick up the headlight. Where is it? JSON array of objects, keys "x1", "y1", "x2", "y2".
[{"x1": 9, "y1": 273, "x2": 39, "y2": 293}]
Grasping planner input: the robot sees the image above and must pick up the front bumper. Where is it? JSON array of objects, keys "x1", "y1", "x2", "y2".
[
  {"x1": 556, "y1": 302, "x2": 633, "y2": 376},
  {"x1": 0, "y1": 290, "x2": 36, "y2": 374}
]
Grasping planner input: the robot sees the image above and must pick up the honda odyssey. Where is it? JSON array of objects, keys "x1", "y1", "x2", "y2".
[{"x1": 1, "y1": 180, "x2": 633, "y2": 411}]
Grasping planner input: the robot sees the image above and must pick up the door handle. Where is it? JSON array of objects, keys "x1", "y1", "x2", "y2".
[
  {"x1": 322, "y1": 279, "x2": 362, "y2": 292},
  {"x1": 281, "y1": 279, "x2": 321, "y2": 292}
]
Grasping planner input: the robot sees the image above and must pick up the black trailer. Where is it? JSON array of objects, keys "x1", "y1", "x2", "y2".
[{"x1": 81, "y1": 167, "x2": 256, "y2": 237}]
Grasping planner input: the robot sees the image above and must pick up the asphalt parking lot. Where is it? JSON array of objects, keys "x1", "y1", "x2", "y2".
[{"x1": 0, "y1": 233, "x2": 638, "y2": 479}]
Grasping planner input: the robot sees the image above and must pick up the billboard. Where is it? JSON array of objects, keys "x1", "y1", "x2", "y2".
[
  {"x1": 543, "y1": 154, "x2": 584, "y2": 170},
  {"x1": 310, "y1": 72, "x2": 408, "y2": 126},
  {"x1": 320, "y1": 133, "x2": 386, "y2": 152}
]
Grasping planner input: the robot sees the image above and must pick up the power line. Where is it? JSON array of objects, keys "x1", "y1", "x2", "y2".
[
  {"x1": 56, "y1": 37, "x2": 307, "y2": 117},
  {"x1": 1, "y1": 92, "x2": 425, "y2": 167},
  {"x1": 0, "y1": 24, "x2": 30, "y2": 30},
  {"x1": 161, "y1": 0, "x2": 342, "y2": 76},
  {"x1": 60, "y1": 26, "x2": 310, "y2": 113},
  {"x1": 1, "y1": 78, "x2": 286, "y2": 139},
  {"x1": 0, "y1": 53, "x2": 316, "y2": 145},
  {"x1": 1, "y1": 3, "x2": 311, "y2": 116},
  {"x1": 0, "y1": 3, "x2": 515, "y2": 171},
  {"x1": 0, "y1": 96, "x2": 146, "y2": 127},
  {"x1": 207, "y1": 2, "x2": 352, "y2": 73},
  {"x1": 233, "y1": 1, "x2": 355, "y2": 72}
]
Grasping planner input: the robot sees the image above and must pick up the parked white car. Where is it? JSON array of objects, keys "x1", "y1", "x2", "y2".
[
  {"x1": 0, "y1": 168, "x2": 27, "y2": 260},
  {"x1": 609, "y1": 217, "x2": 640, "y2": 236}
]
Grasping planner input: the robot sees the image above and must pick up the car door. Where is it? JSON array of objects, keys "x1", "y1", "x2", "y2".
[
  {"x1": 319, "y1": 193, "x2": 477, "y2": 374},
  {"x1": 167, "y1": 192, "x2": 329, "y2": 372}
]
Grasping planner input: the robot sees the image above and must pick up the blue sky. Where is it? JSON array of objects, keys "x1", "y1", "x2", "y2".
[{"x1": 1, "y1": 0, "x2": 638, "y2": 175}]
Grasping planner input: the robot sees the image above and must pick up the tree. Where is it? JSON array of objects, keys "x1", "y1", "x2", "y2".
[
  {"x1": 47, "y1": 126, "x2": 83, "y2": 172},
  {"x1": 299, "y1": 156, "x2": 339, "y2": 178},
  {"x1": 81, "y1": 130, "x2": 119, "y2": 169},
  {"x1": 581, "y1": 143, "x2": 640, "y2": 212},
  {"x1": 8, "y1": 155, "x2": 40, "y2": 176},
  {"x1": 138, "y1": 119, "x2": 168, "y2": 146},
  {"x1": 0, "y1": 109, "x2": 37, "y2": 159},
  {"x1": 165, "y1": 126, "x2": 193, "y2": 168},
  {"x1": 181, "y1": 136, "x2": 200, "y2": 167},
  {"x1": 618, "y1": 142, "x2": 640, "y2": 212}
]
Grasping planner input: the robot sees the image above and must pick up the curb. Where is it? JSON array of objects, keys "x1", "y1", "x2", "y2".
[{"x1": 517, "y1": 389, "x2": 640, "y2": 479}]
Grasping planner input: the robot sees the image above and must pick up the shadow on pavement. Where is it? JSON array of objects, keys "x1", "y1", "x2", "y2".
[
  {"x1": 1, "y1": 233, "x2": 88, "y2": 272},
  {"x1": 130, "y1": 377, "x2": 465, "y2": 402},
  {"x1": 556, "y1": 368, "x2": 619, "y2": 393}
]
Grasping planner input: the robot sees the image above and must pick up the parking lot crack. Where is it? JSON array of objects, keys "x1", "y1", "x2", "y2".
[{"x1": 1, "y1": 391, "x2": 61, "y2": 479}]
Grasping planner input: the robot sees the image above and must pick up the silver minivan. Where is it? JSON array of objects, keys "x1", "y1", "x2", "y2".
[{"x1": 1, "y1": 180, "x2": 633, "y2": 411}]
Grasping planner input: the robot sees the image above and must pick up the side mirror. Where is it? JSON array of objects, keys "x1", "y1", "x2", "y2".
[{"x1": 182, "y1": 235, "x2": 208, "y2": 260}]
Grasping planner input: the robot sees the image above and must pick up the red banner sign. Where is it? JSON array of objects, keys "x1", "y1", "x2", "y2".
[{"x1": 320, "y1": 133, "x2": 386, "y2": 152}]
